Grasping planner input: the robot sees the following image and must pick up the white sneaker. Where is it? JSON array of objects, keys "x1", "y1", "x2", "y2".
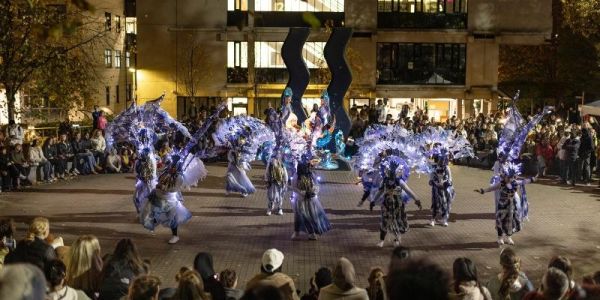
[
  {"x1": 376, "y1": 241, "x2": 384, "y2": 248},
  {"x1": 19, "y1": 174, "x2": 27, "y2": 180},
  {"x1": 505, "y1": 237, "x2": 515, "y2": 245},
  {"x1": 276, "y1": 209, "x2": 283, "y2": 215},
  {"x1": 429, "y1": 220, "x2": 435, "y2": 227},
  {"x1": 442, "y1": 221, "x2": 449, "y2": 227},
  {"x1": 291, "y1": 232, "x2": 298, "y2": 240},
  {"x1": 266, "y1": 210, "x2": 272, "y2": 216},
  {"x1": 497, "y1": 237, "x2": 505, "y2": 245},
  {"x1": 241, "y1": 193, "x2": 248, "y2": 198},
  {"x1": 168, "y1": 236, "x2": 179, "y2": 244}
]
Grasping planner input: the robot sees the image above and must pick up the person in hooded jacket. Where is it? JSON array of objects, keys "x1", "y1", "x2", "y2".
[
  {"x1": 193, "y1": 252, "x2": 226, "y2": 300},
  {"x1": 318, "y1": 257, "x2": 368, "y2": 300}
]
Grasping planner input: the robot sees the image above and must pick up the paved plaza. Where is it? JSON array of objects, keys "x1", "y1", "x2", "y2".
[{"x1": 1, "y1": 163, "x2": 600, "y2": 292}]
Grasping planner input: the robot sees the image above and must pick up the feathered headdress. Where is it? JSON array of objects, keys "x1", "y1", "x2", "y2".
[
  {"x1": 320, "y1": 90, "x2": 330, "y2": 105},
  {"x1": 501, "y1": 161, "x2": 522, "y2": 178},
  {"x1": 281, "y1": 87, "x2": 293, "y2": 106}
]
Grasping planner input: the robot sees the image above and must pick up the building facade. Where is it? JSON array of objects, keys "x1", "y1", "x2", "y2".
[{"x1": 136, "y1": 0, "x2": 552, "y2": 121}]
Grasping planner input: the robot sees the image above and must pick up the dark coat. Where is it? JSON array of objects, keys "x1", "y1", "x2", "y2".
[
  {"x1": 563, "y1": 137, "x2": 581, "y2": 161},
  {"x1": 4, "y1": 237, "x2": 57, "y2": 271},
  {"x1": 98, "y1": 258, "x2": 145, "y2": 300}
]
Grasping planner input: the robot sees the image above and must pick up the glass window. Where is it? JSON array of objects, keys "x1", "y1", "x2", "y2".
[
  {"x1": 255, "y1": 0, "x2": 344, "y2": 12},
  {"x1": 254, "y1": 42, "x2": 326, "y2": 68},
  {"x1": 105, "y1": 12, "x2": 111, "y2": 31},
  {"x1": 104, "y1": 49, "x2": 112, "y2": 67},
  {"x1": 115, "y1": 15, "x2": 121, "y2": 33},
  {"x1": 125, "y1": 51, "x2": 131, "y2": 68},
  {"x1": 226, "y1": 97, "x2": 248, "y2": 116},
  {"x1": 378, "y1": 0, "x2": 466, "y2": 13},
  {"x1": 125, "y1": 17, "x2": 137, "y2": 34},
  {"x1": 228, "y1": 0, "x2": 248, "y2": 11},
  {"x1": 227, "y1": 42, "x2": 248, "y2": 68},
  {"x1": 114, "y1": 50, "x2": 121, "y2": 68},
  {"x1": 105, "y1": 86, "x2": 110, "y2": 105},
  {"x1": 116, "y1": 85, "x2": 120, "y2": 103}
]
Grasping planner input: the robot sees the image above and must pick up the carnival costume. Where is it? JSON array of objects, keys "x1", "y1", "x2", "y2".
[{"x1": 290, "y1": 156, "x2": 332, "y2": 240}]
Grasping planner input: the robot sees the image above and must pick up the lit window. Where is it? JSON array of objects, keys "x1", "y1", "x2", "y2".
[
  {"x1": 105, "y1": 12, "x2": 111, "y2": 31},
  {"x1": 227, "y1": 42, "x2": 248, "y2": 68},
  {"x1": 227, "y1": 97, "x2": 248, "y2": 116},
  {"x1": 378, "y1": 0, "x2": 467, "y2": 13},
  {"x1": 254, "y1": 42, "x2": 326, "y2": 68},
  {"x1": 104, "y1": 49, "x2": 112, "y2": 67},
  {"x1": 114, "y1": 50, "x2": 121, "y2": 68},
  {"x1": 125, "y1": 51, "x2": 131, "y2": 68},
  {"x1": 255, "y1": 0, "x2": 344, "y2": 12},
  {"x1": 115, "y1": 15, "x2": 121, "y2": 33},
  {"x1": 228, "y1": 0, "x2": 248, "y2": 11},
  {"x1": 125, "y1": 17, "x2": 137, "y2": 34}
]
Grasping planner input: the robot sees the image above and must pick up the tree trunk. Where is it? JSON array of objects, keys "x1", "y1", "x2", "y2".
[{"x1": 5, "y1": 86, "x2": 16, "y2": 121}]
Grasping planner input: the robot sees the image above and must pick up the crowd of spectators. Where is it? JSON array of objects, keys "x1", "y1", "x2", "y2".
[{"x1": 1, "y1": 217, "x2": 600, "y2": 300}]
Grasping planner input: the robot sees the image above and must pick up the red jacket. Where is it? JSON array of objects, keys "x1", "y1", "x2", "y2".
[{"x1": 536, "y1": 144, "x2": 554, "y2": 160}]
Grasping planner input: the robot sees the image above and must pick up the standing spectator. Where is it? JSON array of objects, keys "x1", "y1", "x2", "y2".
[
  {"x1": 556, "y1": 131, "x2": 569, "y2": 183},
  {"x1": 97, "y1": 111, "x2": 108, "y2": 132},
  {"x1": 246, "y1": 249, "x2": 299, "y2": 300},
  {"x1": 220, "y1": 269, "x2": 244, "y2": 300},
  {"x1": 449, "y1": 257, "x2": 492, "y2": 300},
  {"x1": 386, "y1": 258, "x2": 450, "y2": 300},
  {"x1": 302, "y1": 267, "x2": 332, "y2": 300},
  {"x1": 318, "y1": 257, "x2": 368, "y2": 300},
  {"x1": 29, "y1": 139, "x2": 53, "y2": 182},
  {"x1": 67, "y1": 235, "x2": 103, "y2": 299},
  {"x1": 57, "y1": 133, "x2": 78, "y2": 176},
  {"x1": 127, "y1": 275, "x2": 161, "y2": 300},
  {"x1": 486, "y1": 248, "x2": 534, "y2": 300},
  {"x1": 45, "y1": 259, "x2": 91, "y2": 300},
  {"x1": 377, "y1": 99, "x2": 387, "y2": 124},
  {"x1": 0, "y1": 218, "x2": 16, "y2": 271},
  {"x1": 562, "y1": 132, "x2": 580, "y2": 186},
  {"x1": 5, "y1": 120, "x2": 24, "y2": 146},
  {"x1": 535, "y1": 139, "x2": 554, "y2": 177},
  {"x1": 44, "y1": 137, "x2": 66, "y2": 180},
  {"x1": 4, "y1": 217, "x2": 57, "y2": 271},
  {"x1": 170, "y1": 270, "x2": 211, "y2": 300},
  {"x1": 0, "y1": 263, "x2": 48, "y2": 300},
  {"x1": 193, "y1": 252, "x2": 226, "y2": 300},
  {"x1": 578, "y1": 127, "x2": 594, "y2": 185},
  {"x1": 99, "y1": 239, "x2": 147, "y2": 300},
  {"x1": 92, "y1": 106, "x2": 100, "y2": 130}
]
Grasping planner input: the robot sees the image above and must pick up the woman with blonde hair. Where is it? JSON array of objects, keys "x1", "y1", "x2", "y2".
[
  {"x1": 67, "y1": 235, "x2": 103, "y2": 299},
  {"x1": 486, "y1": 248, "x2": 534, "y2": 300},
  {"x1": 4, "y1": 217, "x2": 57, "y2": 271},
  {"x1": 170, "y1": 270, "x2": 211, "y2": 300}
]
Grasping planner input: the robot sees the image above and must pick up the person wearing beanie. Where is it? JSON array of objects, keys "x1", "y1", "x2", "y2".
[
  {"x1": 317, "y1": 257, "x2": 368, "y2": 300},
  {"x1": 193, "y1": 252, "x2": 226, "y2": 300},
  {"x1": 245, "y1": 249, "x2": 299, "y2": 300}
]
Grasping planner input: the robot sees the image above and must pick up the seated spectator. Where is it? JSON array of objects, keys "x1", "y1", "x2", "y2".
[
  {"x1": 220, "y1": 268, "x2": 244, "y2": 300},
  {"x1": 29, "y1": 139, "x2": 54, "y2": 183},
  {"x1": 121, "y1": 147, "x2": 134, "y2": 173},
  {"x1": 158, "y1": 267, "x2": 192, "y2": 300},
  {"x1": 548, "y1": 256, "x2": 577, "y2": 292},
  {"x1": 105, "y1": 148, "x2": 122, "y2": 173},
  {"x1": 568, "y1": 285, "x2": 600, "y2": 300},
  {"x1": 0, "y1": 263, "x2": 47, "y2": 300},
  {"x1": 486, "y1": 248, "x2": 534, "y2": 300},
  {"x1": 318, "y1": 257, "x2": 368, "y2": 300},
  {"x1": 193, "y1": 252, "x2": 226, "y2": 300},
  {"x1": 4, "y1": 217, "x2": 57, "y2": 271},
  {"x1": 170, "y1": 270, "x2": 210, "y2": 300},
  {"x1": 365, "y1": 268, "x2": 384, "y2": 300},
  {"x1": 45, "y1": 259, "x2": 91, "y2": 300},
  {"x1": 99, "y1": 238, "x2": 147, "y2": 300},
  {"x1": 448, "y1": 257, "x2": 492, "y2": 300},
  {"x1": 246, "y1": 248, "x2": 299, "y2": 300},
  {"x1": 43, "y1": 137, "x2": 67, "y2": 180},
  {"x1": 302, "y1": 267, "x2": 332, "y2": 300},
  {"x1": 389, "y1": 246, "x2": 411, "y2": 270},
  {"x1": 57, "y1": 133, "x2": 78, "y2": 176},
  {"x1": 386, "y1": 258, "x2": 450, "y2": 300},
  {"x1": 581, "y1": 270, "x2": 600, "y2": 286},
  {"x1": 71, "y1": 132, "x2": 97, "y2": 175},
  {"x1": 127, "y1": 275, "x2": 161, "y2": 300},
  {"x1": 66, "y1": 235, "x2": 103, "y2": 299},
  {"x1": 89, "y1": 130, "x2": 106, "y2": 169},
  {"x1": 0, "y1": 146, "x2": 20, "y2": 191},
  {"x1": 10, "y1": 143, "x2": 32, "y2": 185},
  {"x1": 0, "y1": 218, "x2": 16, "y2": 271},
  {"x1": 5, "y1": 120, "x2": 25, "y2": 146},
  {"x1": 523, "y1": 268, "x2": 569, "y2": 300}
]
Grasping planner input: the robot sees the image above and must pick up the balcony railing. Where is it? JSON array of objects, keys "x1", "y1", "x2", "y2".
[
  {"x1": 253, "y1": 11, "x2": 344, "y2": 27},
  {"x1": 377, "y1": 12, "x2": 467, "y2": 29},
  {"x1": 377, "y1": 67, "x2": 465, "y2": 85},
  {"x1": 255, "y1": 68, "x2": 329, "y2": 84},
  {"x1": 227, "y1": 11, "x2": 248, "y2": 28},
  {"x1": 227, "y1": 67, "x2": 248, "y2": 83}
]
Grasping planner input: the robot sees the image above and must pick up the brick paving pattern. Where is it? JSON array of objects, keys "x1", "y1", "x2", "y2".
[{"x1": 1, "y1": 163, "x2": 600, "y2": 292}]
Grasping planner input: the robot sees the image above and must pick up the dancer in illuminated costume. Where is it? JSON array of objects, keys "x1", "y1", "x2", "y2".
[
  {"x1": 106, "y1": 95, "x2": 225, "y2": 243},
  {"x1": 476, "y1": 162, "x2": 536, "y2": 245},
  {"x1": 290, "y1": 154, "x2": 331, "y2": 240},
  {"x1": 265, "y1": 153, "x2": 288, "y2": 216}
]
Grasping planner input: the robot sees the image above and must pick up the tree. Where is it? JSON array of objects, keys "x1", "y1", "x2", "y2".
[
  {"x1": 175, "y1": 34, "x2": 213, "y2": 104},
  {"x1": 562, "y1": 0, "x2": 600, "y2": 39},
  {"x1": 0, "y1": 0, "x2": 107, "y2": 121}
]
